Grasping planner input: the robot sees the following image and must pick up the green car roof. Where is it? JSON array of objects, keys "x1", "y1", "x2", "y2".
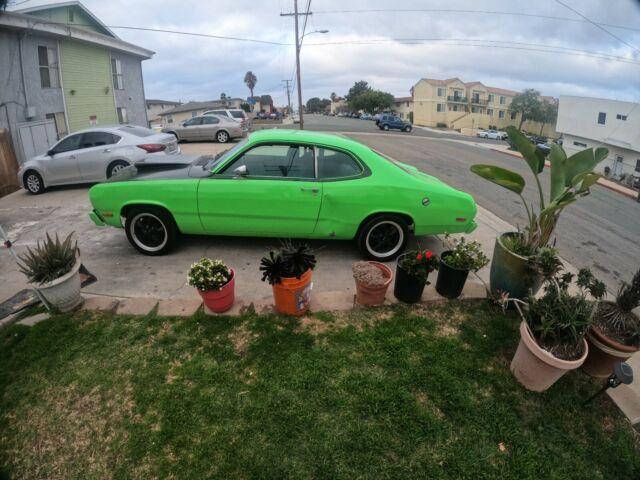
[{"x1": 247, "y1": 129, "x2": 366, "y2": 151}]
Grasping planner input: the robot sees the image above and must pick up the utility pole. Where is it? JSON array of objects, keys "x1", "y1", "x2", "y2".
[
  {"x1": 282, "y1": 79, "x2": 292, "y2": 115},
  {"x1": 280, "y1": 1, "x2": 311, "y2": 130}
]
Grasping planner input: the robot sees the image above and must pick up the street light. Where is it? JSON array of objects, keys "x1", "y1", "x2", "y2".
[
  {"x1": 302, "y1": 29, "x2": 329, "y2": 40},
  {"x1": 295, "y1": 28, "x2": 328, "y2": 129}
]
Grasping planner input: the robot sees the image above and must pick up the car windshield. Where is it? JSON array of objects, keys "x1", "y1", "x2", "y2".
[
  {"x1": 206, "y1": 139, "x2": 248, "y2": 170},
  {"x1": 118, "y1": 126, "x2": 155, "y2": 137}
]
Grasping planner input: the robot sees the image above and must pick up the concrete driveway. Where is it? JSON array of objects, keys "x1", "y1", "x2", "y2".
[{"x1": 0, "y1": 139, "x2": 512, "y2": 306}]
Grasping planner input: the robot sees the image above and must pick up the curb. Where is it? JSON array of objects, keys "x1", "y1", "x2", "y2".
[{"x1": 490, "y1": 148, "x2": 638, "y2": 200}]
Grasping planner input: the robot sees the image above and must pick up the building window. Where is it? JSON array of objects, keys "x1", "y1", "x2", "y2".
[
  {"x1": 437, "y1": 87, "x2": 445, "y2": 97},
  {"x1": 167, "y1": 115, "x2": 173, "y2": 123},
  {"x1": 471, "y1": 106, "x2": 481, "y2": 113},
  {"x1": 191, "y1": 111, "x2": 197, "y2": 117},
  {"x1": 68, "y1": 9, "x2": 74, "y2": 22},
  {"x1": 436, "y1": 103, "x2": 445, "y2": 112},
  {"x1": 499, "y1": 110, "x2": 505, "y2": 119},
  {"x1": 111, "y1": 58, "x2": 123, "y2": 90},
  {"x1": 573, "y1": 141, "x2": 587, "y2": 148},
  {"x1": 161, "y1": 104, "x2": 165, "y2": 109},
  {"x1": 452, "y1": 105, "x2": 459, "y2": 112},
  {"x1": 499, "y1": 96, "x2": 506, "y2": 105},
  {"x1": 38, "y1": 46, "x2": 59, "y2": 88},
  {"x1": 117, "y1": 107, "x2": 128, "y2": 124},
  {"x1": 597, "y1": 112, "x2": 606, "y2": 124},
  {"x1": 616, "y1": 114, "x2": 627, "y2": 120},
  {"x1": 406, "y1": 102, "x2": 410, "y2": 107},
  {"x1": 488, "y1": 94, "x2": 494, "y2": 102},
  {"x1": 487, "y1": 108, "x2": 493, "y2": 116},
  {"x1": 510, "y1": 111, "x2": 517, "y2": 120},
  {"x1": 45, "y1": 112, "x2": 68, "y2": 139}
]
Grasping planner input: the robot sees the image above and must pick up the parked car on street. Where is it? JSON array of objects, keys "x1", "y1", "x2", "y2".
[
  {"x1": 477, "y1": 129, "x2": 508, "y2": 140},
  {"x1": 203, "y1": 108, "x2": 250, "y2": 129},
  {"x1": 88, "y1": 129, "x2": 477, "y2": 260},
  {"x1": 18, "y1": 125, "x2": 181, "y2": 194},
  {"x1": 292, "y1": 114, "x2": 300, "y2": 124},
  {"x1": 162, "y1": 115, "x2": 246, "y2": 144},
  {"x1": 360, "y1": 114, "x2": 371, "y2": 120},
  {"x1": 377, "y1": 114, "x2": 412, "y2": 132}
]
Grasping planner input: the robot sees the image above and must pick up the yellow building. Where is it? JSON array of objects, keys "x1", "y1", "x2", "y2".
[
  {"x1": 393, "y1": 97, "x2": 413, "y2": 120},
  {"x1": 409, "y1": 78, "x2": 557, "y2": 137}
]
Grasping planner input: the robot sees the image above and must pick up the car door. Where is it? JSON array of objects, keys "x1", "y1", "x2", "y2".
[
  {"x1": 197, "y1": 143, "x2": 321, "y2": 236},
  {"x1": 200, "y1": 116, "x2": 220, "y2": 141},
  {"x1": 75, "y1": 131, "x2": 122, "y2": 181},
  {"x1": 44, "y1": 133, "x2": 83, "y2": 184},
  {"x1": 181, "y1": 117, "x2": 202, "y2": 141}
]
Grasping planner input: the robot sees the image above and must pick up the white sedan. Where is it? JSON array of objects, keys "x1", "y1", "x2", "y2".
[
  {"x1": 18, "y1": 125, "x2": 181, "y2": 194},
  {"x1": 477, "y1": 129, "x2": 508, "y2": 140}
]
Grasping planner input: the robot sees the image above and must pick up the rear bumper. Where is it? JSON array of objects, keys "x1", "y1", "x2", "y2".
[
  {"x1": 89, "y1": 210, "x2": 106, "y2": 226},
  {"x1": 465, "y1": 220, "x2": 478, "y2": 233}
]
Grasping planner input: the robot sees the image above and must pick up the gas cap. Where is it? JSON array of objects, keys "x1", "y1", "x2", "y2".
[{"x1": 422, "y1": 197, "x2": 430, "y2": 206}]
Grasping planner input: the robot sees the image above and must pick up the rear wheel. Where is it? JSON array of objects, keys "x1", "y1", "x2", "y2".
[
  {"x1": 23, "y1": 170, "x2": 44, "y2": 194},
  {"x1": 124, "y1": 206, "x2": 178, "y2": 255},
  {"x1": 382, "y1": 124, "x2": 390, "y2": 131},
  {"x1": 356, "y1": 214, "x2": 409, "y2": 261},
  {"x1": 404, "y1": 126, "x2": 412, "y2": 133},
  {"x1": 107, "y1": 160, "x2": 129, "y2": 178},
  {"x1": 216, "y1": 130, "x2": 230, "y2": 143}
]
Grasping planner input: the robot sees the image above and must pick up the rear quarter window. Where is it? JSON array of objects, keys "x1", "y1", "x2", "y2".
[{"x1": 231, "y1": 111, "x2": 246, "y2": 119}]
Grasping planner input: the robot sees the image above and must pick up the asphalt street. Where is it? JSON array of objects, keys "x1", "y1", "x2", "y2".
[{"x1": 301, "y1": 115, "x2": 640, "y2": 290}]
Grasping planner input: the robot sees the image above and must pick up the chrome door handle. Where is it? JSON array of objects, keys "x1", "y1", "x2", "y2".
[
  {"x1": 300, "y1": 187, "x2": 319, "y2": 193},
  {"x1": 103, "y1": 149, "x2": 111, "y2": 153},
  {"x1": 69, "y1": 155, "x2": 76, "y2": 159}
]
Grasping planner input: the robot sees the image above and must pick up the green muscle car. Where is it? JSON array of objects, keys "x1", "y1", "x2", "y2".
[{"x1": 88, "y1": 129, "x2": 477, "y2": 260}]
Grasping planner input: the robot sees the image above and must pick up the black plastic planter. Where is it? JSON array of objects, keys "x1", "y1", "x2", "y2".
[
  {"x1": 435, "y1": 251, "x2": 469, "y2": 299},
  {"x1": 394, "y1": 254, "x2": 428, "y2": 304}
]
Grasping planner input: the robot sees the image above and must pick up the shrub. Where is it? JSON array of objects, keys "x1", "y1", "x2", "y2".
[
  {"x1": 187, "y1": 258, "x2": 232, "y2": 291},
  {"x1": 19, "y1": 232, "x2": 78, "y2": 284},
  {"x1": 442, "y1": 235, "x2": 489, "y2": 272},
  {"x1": 399, "y1": 250, "x2": 438, "y2": 281}
]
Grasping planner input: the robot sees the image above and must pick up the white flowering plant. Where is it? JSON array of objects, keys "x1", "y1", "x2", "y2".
[
  {"x1": 187, "y1": 258, "x2": 232, "y2": 291},
  {"x1": 442, "y1": 235, "x2": 489, "y2": 272}
]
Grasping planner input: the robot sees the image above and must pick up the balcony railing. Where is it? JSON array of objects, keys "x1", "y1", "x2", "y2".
[
  {"x1": 471, "y1": 98, "x2": 488, "y2": 105},
  {"x1": 447, "y1": 96, "x2": 467, "y2": 103}
]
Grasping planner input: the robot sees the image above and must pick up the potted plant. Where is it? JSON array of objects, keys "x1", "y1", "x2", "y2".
[
  {"x1": 187, "y1": 258, "x2": 235, "y2": 313},
  {"x1": 393, "y1": 249, "x2": 438, "y2": 303},
  {"x1": 19, "y1": 232, "x2": 82, "y2": 312},
  {"x1": 508, "y1": 267, "x2": 606, "y2": 392},
  {"x1": 583, "y1": 268, "x2": 640, "y2": 378},
  {"x1": 353, "y1": 261, "x2": 393, "y2": 306},
  {"x1": 260, "y1": 241, "x2": 316, "y2": 315},
  {"x1": 471, "y1": 126, "x2": 608, "y2": 299},
  {"x1": 435, "y1": 235, "x2": 489, "y2": 299}
]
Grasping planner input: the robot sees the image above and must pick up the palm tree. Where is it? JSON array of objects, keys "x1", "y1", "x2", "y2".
[
  {"x1": 330, "y1": 92, "x2": 337, "y2": 103},
  {"x1": 244, "y1": 71, "x2": 257, "y2": 98}
]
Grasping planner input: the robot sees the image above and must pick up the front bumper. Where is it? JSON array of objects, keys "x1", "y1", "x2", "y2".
[
  {"x1": 89, "y1": 210, "x2": 106, "y2": 226},
  {"x1": 465, "y1": 220, "x2": 478, "y2": 234}
]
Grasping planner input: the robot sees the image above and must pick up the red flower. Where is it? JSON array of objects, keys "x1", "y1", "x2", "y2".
[
  {"x1": 416, "y1": 253, "x2": 423, "y2": 260},
  {"x1": 425, "y1": 251, "x2": 433, "y2": 259}
]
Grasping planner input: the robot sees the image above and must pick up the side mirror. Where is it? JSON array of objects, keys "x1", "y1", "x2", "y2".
[
  {"x1": 47, "y1": 149, "x2": 55, "y2": 157},
  {"x1": 233, "y1": 165, "x2": 248, "y2": 177},
  {"x1": 181, "y1": 122, "x2": 187, "y2": 127}
]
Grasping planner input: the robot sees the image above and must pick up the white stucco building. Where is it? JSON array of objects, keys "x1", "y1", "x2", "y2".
[{"x1": 556, "y1": 95, "x2": 639, "y2": 178}]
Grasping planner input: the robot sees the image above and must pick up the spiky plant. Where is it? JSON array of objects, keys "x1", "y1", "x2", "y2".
[
  {"x1": 597, "y1": 268, "x2": 640, "y2": 346},
  {"x1": 19, "y1": 232, "x2": 78, "y2": 284},
  {"x1": 259, "y1": 240, "x2": 316, "y2": 285}
]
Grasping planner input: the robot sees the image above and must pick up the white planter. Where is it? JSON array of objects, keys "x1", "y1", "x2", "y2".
[{"x1": 31, "y1": 259, "x2": 83, "y2": 312}]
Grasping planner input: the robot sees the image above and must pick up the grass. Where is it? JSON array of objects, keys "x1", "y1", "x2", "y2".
[{"x1": 0, "y1": 300, "x2": 639, "y2": 479}]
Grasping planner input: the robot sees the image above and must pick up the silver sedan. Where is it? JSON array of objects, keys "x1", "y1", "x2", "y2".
[
  {"x1": 18, "y1": 125, "x2": 181, "y2": 194},
  {"x1": 162, "y1": 114, "x2": 247, "y2": 143}
]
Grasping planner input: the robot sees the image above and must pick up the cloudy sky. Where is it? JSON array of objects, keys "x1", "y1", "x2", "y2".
[{"x1": 10, "y1": 0, "x2": 640, "y2": 107}]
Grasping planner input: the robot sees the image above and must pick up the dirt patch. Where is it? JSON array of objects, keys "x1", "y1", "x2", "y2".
[
  {"x1": 229, "y1": 323, "x2": 257, "y2": 356},
  {"x1": 352, "y1": 261, "x2": 387, "y2": 287},
  {"x1": 297, "y1": 316, "x2": 331, "y2": 335},
  {"x1": 415, "y1": 391, "x2": 444, "y2": 418}
]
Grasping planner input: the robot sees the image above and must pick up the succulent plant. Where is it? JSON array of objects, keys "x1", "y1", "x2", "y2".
[
  {"x1": 260, "y1": 240, "x2": 316, "y2": 285},
  {"x1": 19, "y1": 232, "x2": 78, "y2": 285}
]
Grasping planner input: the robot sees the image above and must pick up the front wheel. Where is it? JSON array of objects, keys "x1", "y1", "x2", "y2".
[
  {"x1": 24, "y1": 170, "x2": 45, "y2": 194},
  {"x1": 216, "y1": 130, "x2": 230, "y2": 143},
  {"x1": 356, "y1": 214, "x2": 409, "y2": 261},
  {"x1": 125, "y1": 206, "x2": 178, "y2": 255}
]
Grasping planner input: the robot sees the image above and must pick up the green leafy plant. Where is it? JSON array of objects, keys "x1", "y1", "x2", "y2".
[
  {"x1": 260, "y1": 240, "x2": 316, "y2": 285},
  {"x1": 187, "y1": 258, "x2": 232, "y2": 291},
  {"x1": 442, "y1": 235, "x2": 489, "y2": 272},
  {"x1": 19, "y1": 232, "x2": 78, "y2": 284},
  {"x1": 596, "y1": 268, "x2": 640, "y2": 346},
  {"x1": 514, "y1": 268, "x2": 606, "y2": 360},
  {"x1": 471, "y1": 126, "x2": 608, "y2": 253},
  {"x1": 399, "y1": 249, "x2": 439, "y2": 281}
]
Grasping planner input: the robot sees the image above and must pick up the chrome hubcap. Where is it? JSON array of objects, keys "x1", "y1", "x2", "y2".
[
  {"x1": 366, "y1": 221, "x2": 404, "y2": 258},
  {"x1": 131, "y1": 213, "x2": 167, "y2": 252},
  {"x1": 26, "y1": 175, "x2": 40, "y2": 192},
  {"x1": 111, "y1": 164, "x2": 126, "y2": 175},
  {"x1": 218, "y1": 132, "x2": 228, "y2": 142}
]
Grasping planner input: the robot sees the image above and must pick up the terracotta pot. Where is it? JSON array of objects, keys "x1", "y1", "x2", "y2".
[
  {"x1": 583, "y1": 321, "x2": 640, "y2": 378},
  {"x1": 354, "y1": 261, "x2": 392, "y2": 306},
  {"x1": 510, "y1": 320, "x2": 589, "y2": 392},
  {"x1": 490, "y1": 233, "x2": 543, "y2": 300},
  {"x1": 197, "y1": 269, "x2": 235, "y2": 313},
  {"x1": 31, "y1": 258, "x2": 83, "y2": 312},
  {"x1": 272, "y1": 269, "x2": 313, "y2": 316}
]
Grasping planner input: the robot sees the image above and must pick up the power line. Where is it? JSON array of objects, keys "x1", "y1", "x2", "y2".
[
  {"x1": 554, "y1": 0, "x2": 640, "y2": 54},
  {"x1": 311, "y1": 8, "x2": 640, "y2": 33}
]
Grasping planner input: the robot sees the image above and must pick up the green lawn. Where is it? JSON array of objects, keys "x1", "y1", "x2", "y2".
[{"x1": 1, "y1": 301, "x2": 638, "y2": 479}]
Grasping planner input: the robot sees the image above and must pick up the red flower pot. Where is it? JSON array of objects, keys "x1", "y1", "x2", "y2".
[{"x1": 197, "y1": 269, "x2": 235, "y2": 313}]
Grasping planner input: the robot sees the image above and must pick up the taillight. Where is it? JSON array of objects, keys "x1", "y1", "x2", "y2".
[{"x1": 137, "y1": 144, "x2": 166, "y2": 153}]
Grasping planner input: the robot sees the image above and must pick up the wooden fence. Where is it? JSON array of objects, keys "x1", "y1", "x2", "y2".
[{"x1": 0, "y1": 129, "x2": 19, "y2": 198}]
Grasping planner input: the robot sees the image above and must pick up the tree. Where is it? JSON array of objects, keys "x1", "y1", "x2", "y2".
[
  {"x1": 510, "y1": 89, "x2": 541, "y2": 130},
  {"x1": 350, "y1": 90, "x2": 394, "y2": 114},
  {"x1": 244, "y1": 71, "x2": 257, "y2": 98},
  {"x1": 537, "y1": 101, "x2": 558, "y2": 136},
  {"x1": 305, "y1": 97, "x2": 331, "y2": 113},
  {"x1": 346, "y1": 81, "x2": 371, "y2": 101},
  {"x1": 240, "y1": 102, "x2": 251, "y2": 113},
  {"x1": 330, "y1": 92, "x2": 337, "y2": 103},
  {"x1": 0, "y1": 0, "x2": 7, "y2": 11}
]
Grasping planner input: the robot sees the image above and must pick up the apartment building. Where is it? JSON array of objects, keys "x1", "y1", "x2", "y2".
[
  {"x1": 393, "y1": 97, "x2": 413, "y2": 121},
  {"x1": 556, "y1": 95, "x2": 639, "y2": 178},
  {"x1": 409, "y1": 78, "x2": 556, "y2": 136},
  {"x1": 0, "y1": 1, "x2": 153, "y2": 163},
  {"x1": 146, "y1": 99, "x2": 181, "y2": 126}
]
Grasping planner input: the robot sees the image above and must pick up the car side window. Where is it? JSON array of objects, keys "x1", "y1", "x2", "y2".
[
  {"x1": 221, "y1": 144, "x2": 314, "y2": 178},
  {"x1": 202, "y1": 116, "x2": 220, "y2": 125},
  {"x1": 211, "y1": 110, "x2": 225, "y2": 116},
  {"x1": 53, "y1": 134, "x2": 82, "y2": 153},
  {"x1": 317, "y1": 148, "x2": 362, "y2": 179},
  {"x1": 184, "y1": 118, "x2": 201, "y2": 126},
  {"x1": 80, "y1": 132, "x2": 119, "y2": 148}
]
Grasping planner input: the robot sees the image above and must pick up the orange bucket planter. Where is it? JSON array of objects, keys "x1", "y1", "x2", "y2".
[{"x1": 272, "y1": 269, "x2": 313, "y2": 315}]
